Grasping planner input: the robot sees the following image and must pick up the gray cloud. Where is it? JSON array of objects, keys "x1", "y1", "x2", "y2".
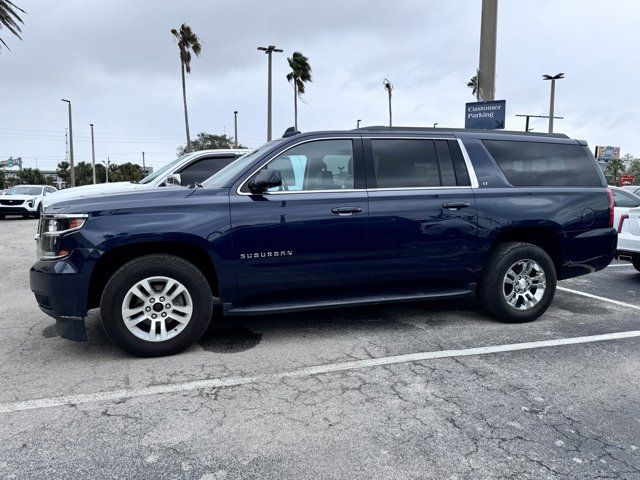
[{"x1": 1, "y1": 0, "x2": 639, "y2": 172}]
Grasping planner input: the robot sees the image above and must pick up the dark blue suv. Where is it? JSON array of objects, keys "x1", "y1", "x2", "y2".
[{"x1": 30, "y1": 127, "x2": 617, "y2": 356}]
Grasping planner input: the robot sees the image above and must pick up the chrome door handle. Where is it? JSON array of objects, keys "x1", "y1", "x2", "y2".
[
  {"x1": 331, "y1": 207, "x2": 362, "y2": 216},
  {"x1": 442, "y1": 202, "x2": 470, "y2": 210}
]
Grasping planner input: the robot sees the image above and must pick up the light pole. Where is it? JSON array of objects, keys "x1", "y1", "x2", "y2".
[
  {"x1": 356, "y1": 119, "x2": 362, "y2": 129},
  {"x1": 233, "y1": 111, "x2": 238, "y2": 148},
  {"x1": 433, "y1": 122, "x2": 439, "y2": 128},
  {"x1": 258, "y1": 45, "x2": 283, "y2": 141},
  {"x1": 383, "y1": 79, "x2": 393, "y2": 127},
  {"x1": 61, "y1": 99, "x2": 75, "y2": 187},
  {"x1": 89, "y1": 123, "x2": 96, "y2": 184},
  {"x1": 516, "y1": 113, "x2": 564, "y2": 133},
  {"x1": 102, "y1": 158, "x2": 109, "y2": 183},
  {"x1": 543, "y1": 73, "x2": 564, "y2": 133},
  {"x1": 142, "y1": 151, "x2": 146, "y2": 176},
  {"x1": 477, "y1": 0, "x2": 498, "y2": 101}
]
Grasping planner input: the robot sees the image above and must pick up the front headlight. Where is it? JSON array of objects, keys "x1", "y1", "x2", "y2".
[{"x1": 37, "y1": 214, "x2": 88, "y2": 260}]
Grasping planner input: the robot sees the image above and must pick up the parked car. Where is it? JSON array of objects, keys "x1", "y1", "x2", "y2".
[
  {"x1": 622, "y1": 185, "x2": 640, "y2": 196},
  {"x1": 30, "y1": 127, "x2": 616, "y2": 356},
  {"x1": 0, "y1": 185, "x2": 57, "y2": 219},
  {"x1": 43, "y1": 148, "x2": 249, "y2": 208},
  {"x1": 611, "y1": 186, "x2": 640, "y2": 234},
  {"x1": 615, "y1": 202, "x2": 640, "y2": 271}
]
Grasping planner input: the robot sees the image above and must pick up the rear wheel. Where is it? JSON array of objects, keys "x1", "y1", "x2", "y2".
[
  {"x1": 478, "y1": 242, "x2": 557, "y2": 323},
  {"x1": 633, "y1": 256, "x2": 640, "y2": 273},
  {"x1": 100, "y1": 254, "x2": 214, "y2": 357}
]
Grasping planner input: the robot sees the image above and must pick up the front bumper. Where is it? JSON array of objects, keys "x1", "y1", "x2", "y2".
[
  {"x1": 30, "y1": 252, "x2": 94, "y2": 341},
  {"x1": 0, "y1": 206, "x2": 33, "y2": 215},
  {"x1": 617, "y1": 231, "x2": 640, "y2": 256}
]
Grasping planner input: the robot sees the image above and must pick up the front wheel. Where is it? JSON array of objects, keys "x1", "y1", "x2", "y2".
[
  {"x1": 478, "y1": 242, "x2": 557, "y2": 323},
  {"x1": 100, "y1": 254, "x2": 214, "y2": 357},
  {"x1": 34, "y1": 204, "x2": 42, "y2": 218}
]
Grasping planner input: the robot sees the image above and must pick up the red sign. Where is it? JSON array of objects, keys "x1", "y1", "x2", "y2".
[{"x1": 620, "y1": 175, "x2": 635, "y2": 186}]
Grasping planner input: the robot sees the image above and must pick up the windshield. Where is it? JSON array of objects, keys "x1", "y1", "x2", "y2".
[
  {"x1": 7, "y1": 186, "x2": 43, "y2": 195},
  {"x1": 202, "y1": 141, "x2": 282, "y2": 188},
  {"x1": 138, "y1": 154, "x2": 191, "y2": 185}
]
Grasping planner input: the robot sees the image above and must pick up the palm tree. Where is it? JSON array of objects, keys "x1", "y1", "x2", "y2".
[
  {"x1": 467, "y1": 75, "x2": 478, "y2": 98},
  {"x1": 0, "y1": 0, "x2": 25, "y2": 51},
  {"x1": 383, "y1": 79, "x2": 393, "y2": 127},
  {"x1": 286, "y1": 52, "x2": 312, "y2": 130},
  {"x1": 171, "y1": 23, "x2": 202, "y2": 152}
]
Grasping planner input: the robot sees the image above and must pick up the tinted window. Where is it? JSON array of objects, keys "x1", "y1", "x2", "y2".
[
  {"x1": 435, "y1": 140, "x2": 457, "y2": 186},
  {"x1": 372, "y1": 139, "x2": 440, "y2": 188},
  {"x1": 179, "y1": 156, "x2": 237, "y2": 186},
  {"x1": 246, "y1": 139, "x2": 354, "y2": 192},
  {"x1": 449, "y1": 140, "x2": 471, "y2": 186},
  {"x1": 483, "y1": 140, "x2": 602, "y2": 186},
  {"x1": 612, "y1": 189, "x2": 640, "y2": 208}
]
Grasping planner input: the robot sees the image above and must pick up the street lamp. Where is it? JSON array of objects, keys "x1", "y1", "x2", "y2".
[
  {"x1": 543, "y1": 73, "x2": 564, "y2": 133},
  {"x1": 258, "y1": 45, "x2": 283, "y2": 141},
  {"x1": 61, "y1": 99, "x2": 75, "y2": 187},
  {"x1": 89, "y1": 123, "x2": 96, "y2": 184},
  {"x1": 433, "y1": 122, "x2": 439, "y2": 128},
  {"x1": 356, "y1": 119, "x2": 362, "y2": 129},
  {"x1": 101, "y1": 158, "x2": 110, "y2": 183},
  {"x1": 233, "y1": 111, "x2": 238, "y2": 148}
]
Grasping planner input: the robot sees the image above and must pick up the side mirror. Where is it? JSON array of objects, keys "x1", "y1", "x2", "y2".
[
  {"x1": 165, "y1": 173, "x2": 182, "y2": 187},
  {"x1": 249, "y1": 169, "x2": 282, "y2": 194}
]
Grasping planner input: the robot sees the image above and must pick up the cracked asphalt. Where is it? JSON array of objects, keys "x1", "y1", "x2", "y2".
[{"x1": 1, "y1": 218, "x2": 640, "y2": 479}]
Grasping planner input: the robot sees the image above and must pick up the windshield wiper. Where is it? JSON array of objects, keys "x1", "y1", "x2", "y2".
[{"x1": 191, "y1": 182, "x2": 203, "y2": 189}]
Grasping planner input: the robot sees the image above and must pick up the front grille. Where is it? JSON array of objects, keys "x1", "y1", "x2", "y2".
[{"x1": 0, "y1": 199, "x2": 24, "y2": 206}]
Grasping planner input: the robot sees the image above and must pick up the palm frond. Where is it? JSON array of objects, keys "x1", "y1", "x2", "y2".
[{"x1": 0, "y1": 0, "x2": 26, "y2": 50}]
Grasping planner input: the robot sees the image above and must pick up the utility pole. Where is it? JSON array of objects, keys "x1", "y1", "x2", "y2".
[
  {"x1": 543, "y1": 73, "x2": 565, "y2": 133},
  {"x1": 142, "y1": 151, "x2": 146, "y2": 176},
  {"x1": 516, "y1": 114, "x2": 564, "y2": 133},
  {"x1": 233, "y1": 111, "x2": 238, "y2": 148},
  {"x1": 258, "y1": 45, "x2": 283, "y2": 141},
  {"x1": 477, "y1": 0, "x2": 498, "y2": 101},
  {"x1": 61, "y1": 99, "x2": 75, "y2": 187},
  {"x1": 90, "y1": 123, "x2": 96, "y2": 184}
]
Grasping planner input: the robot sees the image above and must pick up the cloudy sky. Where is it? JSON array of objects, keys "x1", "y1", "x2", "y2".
[{"x1": 1, "y1": 0, "x2": 639, "y2": 172}]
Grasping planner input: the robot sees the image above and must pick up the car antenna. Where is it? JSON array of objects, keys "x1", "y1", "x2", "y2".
[{"x1": 282, "y1": 126, "x2": 301, "y2": 138}]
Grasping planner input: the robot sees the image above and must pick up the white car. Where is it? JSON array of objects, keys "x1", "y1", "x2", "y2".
[
  {"x1": 617, "y1": 206, "x2": 640, "y2": 271},
  {"x1": 0, "y1": 185, "x2": 57, "y2": 219},
  {"x1": 611, "y1": 186, "x2": 640, "y2": 270},
  {"x1": 43, "y1": 148, "x2": 249, "y2": 208}
]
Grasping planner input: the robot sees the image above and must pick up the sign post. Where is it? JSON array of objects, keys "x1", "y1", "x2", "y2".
[{"x1": 465, "y1": 100, "x2": 506, "y2": 130}]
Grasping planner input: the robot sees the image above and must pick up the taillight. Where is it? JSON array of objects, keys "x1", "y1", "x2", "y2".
[
  {"x1": 618, "y1": 213, "x2": 629, "y2": 233},
  {"x1": 606, "y1": 187, "x2": 614, "y2": 228}
]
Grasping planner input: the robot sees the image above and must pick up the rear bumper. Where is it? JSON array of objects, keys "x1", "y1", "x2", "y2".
[
  {"x1": 30, "y1": 251, "x2": 95, "y2": 341},
  {"x1": 558, "y1": 227, "x2": 617, "y2": 280}
]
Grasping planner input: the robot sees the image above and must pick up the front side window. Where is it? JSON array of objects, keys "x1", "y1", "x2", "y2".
[{"x1": 243, "y1": 139, "x2": 354, "y2": 193}]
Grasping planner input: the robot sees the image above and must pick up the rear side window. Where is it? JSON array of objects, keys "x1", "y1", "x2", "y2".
[
  {"x1": 612, "y1": 189, "x2": 640, "y2": 208},
  {"x1": 371, "y1": 139, "x2": 470, "y2": 188},
  {"x1": 483, "y1": 140, "x2": 602, "y2": 186}
]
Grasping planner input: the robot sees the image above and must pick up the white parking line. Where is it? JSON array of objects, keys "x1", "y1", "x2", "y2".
[
  {"x1": 2, "y1": 329, "x2": 640, "y2": 414},
  {"x1": 557, "y1": 286, "x2": 640, "y2": 311}
]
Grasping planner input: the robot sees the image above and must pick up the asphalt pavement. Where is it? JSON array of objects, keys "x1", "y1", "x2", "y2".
[{"x1": 1, "y1": 218, "x2": 639, "y2": 479}]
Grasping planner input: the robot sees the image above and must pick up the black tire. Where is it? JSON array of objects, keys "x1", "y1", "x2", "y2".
[
  {"x1": 100, "y1": 254, "x2": 214, "y2": 357},
  {"x1": 34, "y1": 204, "x2": 42, "y2": 218},
  {"x1": 0, "y1": 215, "x2": 4, "y2": 220},
  {"x1": 478, "y1": 241, "x2": 557, "y2": 323},
  {"x1": 633, "y1": 256, "x2": 640, "y2": 273}
]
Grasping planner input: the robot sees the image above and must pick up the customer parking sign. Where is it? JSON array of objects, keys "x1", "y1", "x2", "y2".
[{"x1": 465, "y1": 100, "x2": 506, "y2": 129}]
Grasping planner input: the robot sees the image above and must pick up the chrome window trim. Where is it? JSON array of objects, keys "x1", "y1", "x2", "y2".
[
  {"x1": 236, "y1": 137, "x2": 362, "y2": 196},
  {"x1": 235, "y1": 135, "x2": 479, "y2": 195}
]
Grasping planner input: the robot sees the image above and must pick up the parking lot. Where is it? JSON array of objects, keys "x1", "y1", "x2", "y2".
[{"x1": 0, "y1": 218, "x2": 639, "y2": 479}]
